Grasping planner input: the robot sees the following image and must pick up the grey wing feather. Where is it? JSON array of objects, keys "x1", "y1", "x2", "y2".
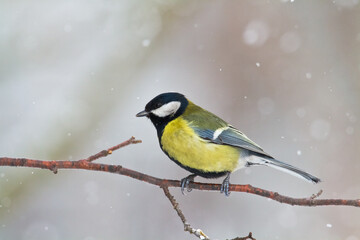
[
  {"x1": 194, "y1": 125, "x2": 273, "y2": 158},
  {"x1": 215, "y1": 126, "x2": 273, "y2": 158},
  {"x1": 193, "y1": 128, "x2": 214, "y2": 140}
]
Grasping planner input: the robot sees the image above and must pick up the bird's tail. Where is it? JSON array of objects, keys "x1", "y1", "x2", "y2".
[{"x1": 248, "y1": 156, "x2": 321, "y2": 183}]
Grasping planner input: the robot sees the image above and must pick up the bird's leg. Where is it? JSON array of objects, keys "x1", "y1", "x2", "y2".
[
  {"x1": 220, "y1": 172, "x2": 231, "y2": 196},
  {"x1": 180, "y1": 174, "x2": 197, "y2": 195}
]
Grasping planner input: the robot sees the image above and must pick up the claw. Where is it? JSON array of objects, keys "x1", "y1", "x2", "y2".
[
  {"x1": 220, "y1": 172, "x2": 231, "y2": 197},
  {"x1": 180, "y1": 174, "x2": 197, "y2": 195}
]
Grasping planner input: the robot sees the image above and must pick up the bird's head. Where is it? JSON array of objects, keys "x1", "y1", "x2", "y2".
[{"x1": 136, "y1": 92, "x2": 189, "y2": 129}]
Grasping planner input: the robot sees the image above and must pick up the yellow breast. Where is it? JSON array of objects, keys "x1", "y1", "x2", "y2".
[{"x1": 160, "y1": 117, "x2": 240, "y2": 173}]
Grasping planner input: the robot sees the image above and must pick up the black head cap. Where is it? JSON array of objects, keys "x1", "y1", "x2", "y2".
[
  {"x1": 136, "y1": 92, "x2": 189, "y2": 134},
  {"x1": 145, "y1": 92, "x2": 187, "y2": 113}
]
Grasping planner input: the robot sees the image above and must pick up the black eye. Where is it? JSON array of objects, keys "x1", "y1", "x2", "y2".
[{"x1": 155, "y1": 102, "x2": 162, "y2": 108}]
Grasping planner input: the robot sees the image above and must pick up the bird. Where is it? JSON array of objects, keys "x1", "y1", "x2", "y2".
[{"x1": 136, "y1": 92, "x2": 320, "y2": 196}]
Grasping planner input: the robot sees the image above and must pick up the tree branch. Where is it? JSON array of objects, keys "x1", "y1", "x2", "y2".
[
  {"x1": 1, "y1": 137, "x2": 359, "y2": 239},
  {"x1": 0, "y1": 138, "x2": 358, "y2": 208}
]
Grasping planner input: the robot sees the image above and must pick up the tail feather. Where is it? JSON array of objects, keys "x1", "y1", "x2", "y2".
[{"x1": 248, "y1": 156, "x2": 321, "y2": 183}]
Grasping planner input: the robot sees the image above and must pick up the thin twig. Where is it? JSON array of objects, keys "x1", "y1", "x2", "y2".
[
  {"x1": 84, "y1": 136, "x2": 142, "y2": 162},
  {"x1": 162, "y1": 186, "x2": 210, "y2": 240},
  {"x1": 309, "y1": 189, "x2": 323, "y2": 200},
  {"x1": 229, "y1": 232, "x2": 256, "y2": 240},
  {"x1": 162, "y1": 187, "x2": 256, "y2": 240}
]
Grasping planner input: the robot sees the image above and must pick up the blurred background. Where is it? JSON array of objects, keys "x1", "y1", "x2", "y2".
[{"x1": 0, "y1": 0, "x2": 359, "y2": 239}]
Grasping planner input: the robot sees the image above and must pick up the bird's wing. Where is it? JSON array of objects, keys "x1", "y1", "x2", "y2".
[
  {"x1": 193, "y1": 125, "x2": 273, "y2": 158},
  {"x1": 182, "y1": 102, "x2": 273, "y2": 158}
]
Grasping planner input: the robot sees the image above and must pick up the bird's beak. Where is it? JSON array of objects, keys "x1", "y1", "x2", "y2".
[{"x1": 136, "y1": 110, "x2": 149, "y2": 117}]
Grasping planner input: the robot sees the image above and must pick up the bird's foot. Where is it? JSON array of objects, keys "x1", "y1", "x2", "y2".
[
  {"x1": 180, "y1": 174, "x2": 197, "y2": 195},
  {"x1": 220, "y1": 172, "x2": 231, "y2": 197}
]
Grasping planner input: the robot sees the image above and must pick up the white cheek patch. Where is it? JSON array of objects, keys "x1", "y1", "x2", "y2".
[{"x1": 151, "y1": 101, "x2": 181, "y2": 117}]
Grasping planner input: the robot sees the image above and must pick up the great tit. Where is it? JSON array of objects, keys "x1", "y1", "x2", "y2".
[{"x1": 136, "y1": 92, "x2": 320, "y2": 196}]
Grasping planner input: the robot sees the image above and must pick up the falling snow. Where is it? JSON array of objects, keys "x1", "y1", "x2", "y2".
[
  {"x1": 346, "y1": 112, "x2": 357, "y2": 122},
  {"x1": 310, "y1": 119, "x2": 331, "y2": 140},
  {"x1": 1, "y1": 197, "x2": 11, "y2": 208},
  {"x1": 243, "y1": 20, "x2": 269, "y2": 46},
  {"x1": 0, "y1": 1, "x2": 359, "y2": 239},
  {"x1": 142, "y1": 39, "x2": 151, "y2": 47}
]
